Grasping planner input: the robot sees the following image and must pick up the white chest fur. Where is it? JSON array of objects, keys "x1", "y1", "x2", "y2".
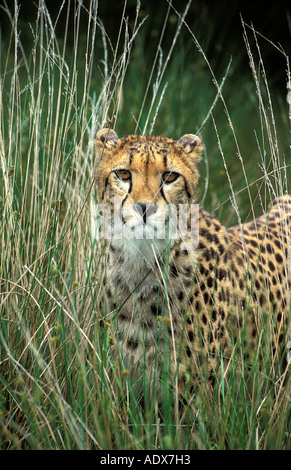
[{"x1": 109, "y1": 237, "x2": 170, "y2": 295}]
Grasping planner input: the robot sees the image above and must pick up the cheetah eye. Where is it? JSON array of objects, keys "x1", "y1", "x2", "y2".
[
  {"x1": 162, "y1": 171, "x2": 180, "y2": 184},
  {"x1": 114, "y1": 169, "x2": 131, "y2": 181}
]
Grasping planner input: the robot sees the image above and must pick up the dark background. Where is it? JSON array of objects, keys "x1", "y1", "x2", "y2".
[
  {"x1": 1, "y1": 0, "x2": 290, "y2": 77},
  {"x1": 2, "y1": 0, "x2": 290, "y2": 43}
]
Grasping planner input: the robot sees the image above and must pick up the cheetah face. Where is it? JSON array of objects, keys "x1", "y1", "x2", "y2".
[
  {"x1": 104, "y1": 167, "x2": 182, "y2": 243},
  {"x1": 95, "y1": 129, "x2": 202, "y2": 251}
]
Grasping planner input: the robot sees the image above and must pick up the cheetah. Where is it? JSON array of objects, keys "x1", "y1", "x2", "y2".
[{"x1": 95, "y1": 128, "x2": 291, "y2": 391}]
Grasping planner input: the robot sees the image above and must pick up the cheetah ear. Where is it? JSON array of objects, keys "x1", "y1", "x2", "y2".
[
  {"x1": 95, "y1": 128, "x2": 119, "y2": 152},
  {"x1": 177, "y1": 134, "x2": 202, "y2": 161}
]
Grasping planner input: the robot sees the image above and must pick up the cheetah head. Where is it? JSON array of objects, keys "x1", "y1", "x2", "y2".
[{"x1": 94, "y1": 129, "x2": 202, "y2": 249}]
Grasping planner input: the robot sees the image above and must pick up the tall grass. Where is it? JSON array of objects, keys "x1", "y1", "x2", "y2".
[{"x1": 0, "y1": 0, "x2": 290, "y2": 449}]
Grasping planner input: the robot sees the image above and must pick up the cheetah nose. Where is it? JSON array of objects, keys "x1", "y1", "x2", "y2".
[{"x1": 134, "y1": 203, "x2": 157, "y2": 223}]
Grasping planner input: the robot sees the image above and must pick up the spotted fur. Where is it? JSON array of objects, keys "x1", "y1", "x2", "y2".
[{"x1": 95, "y1": 128, "x2": 291, "y2": 390}]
